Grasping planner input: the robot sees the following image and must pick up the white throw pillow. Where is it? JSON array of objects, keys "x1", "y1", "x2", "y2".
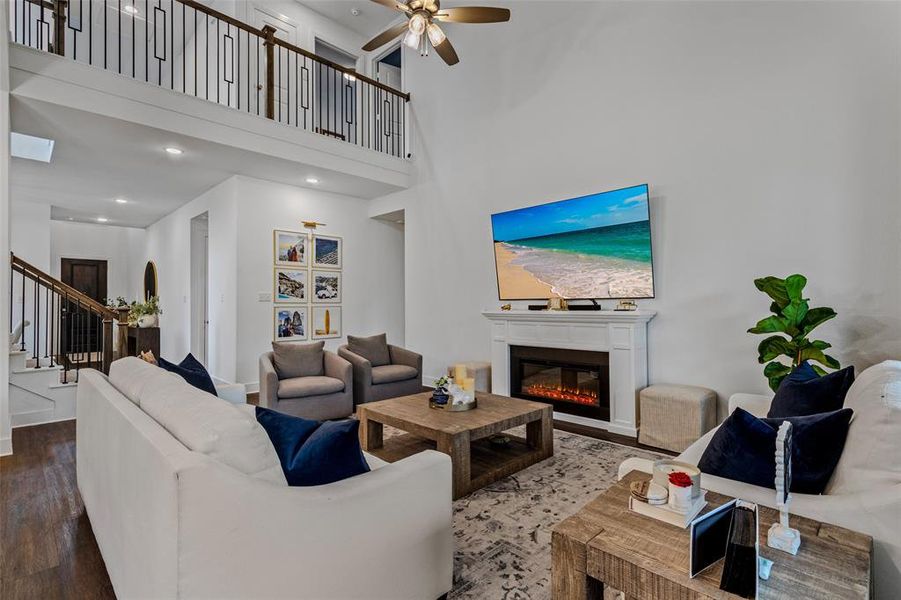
[
  {"x1": 108, "y1": 356, "x2": 176, "y2": 406},
  {"x1": 826, "y1": 360, "x2": 901, "y2": 494},
  {"x1": 141, "y1": 375, "x2": 287, "y2": 486}
]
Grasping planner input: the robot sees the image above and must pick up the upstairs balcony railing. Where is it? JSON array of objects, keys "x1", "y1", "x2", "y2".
[{"x1": 8, "y1": 0, "x2": 409, "y2": 157}]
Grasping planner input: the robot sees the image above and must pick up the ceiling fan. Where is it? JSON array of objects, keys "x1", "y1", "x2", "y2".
[{"x1": 362, "y1": 0, "x2": 510, "y2": 66}]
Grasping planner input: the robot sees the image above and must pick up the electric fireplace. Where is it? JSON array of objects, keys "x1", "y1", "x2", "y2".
[{"x1": 509, "y1": 345, "x2": 610, "y2": 421}]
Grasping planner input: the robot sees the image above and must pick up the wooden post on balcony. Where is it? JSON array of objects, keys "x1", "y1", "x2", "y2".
[
  {"x1": 262, "y1": 25, "x2": 277, "y2": 120},
  {"x1": 53, "y1": 0, "x2": 68, "y2": 56},
  {"x1": 102, "y1": 317, "x2": 114, "y2": 374}
]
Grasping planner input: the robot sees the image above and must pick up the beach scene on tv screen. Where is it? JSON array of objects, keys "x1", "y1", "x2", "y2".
[{"x1": 492, "y1": 185, "x2": 654, "y2": 299}]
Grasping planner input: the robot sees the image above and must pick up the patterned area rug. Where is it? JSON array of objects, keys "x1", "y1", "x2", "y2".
[{"x1": 386, "y1": 426, "x2": 664, "y2": 600}]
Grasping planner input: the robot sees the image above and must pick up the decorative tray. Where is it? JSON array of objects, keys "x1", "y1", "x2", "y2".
[{"x1": 429, "y1": 397, "x2": 478, "y2": 411}]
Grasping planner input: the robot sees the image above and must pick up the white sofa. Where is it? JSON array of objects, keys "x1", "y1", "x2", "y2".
[
  {"x1": 77, "y1": 357, "x2": 453, "y2": 599},
  {"x1": 620, "y1": 360, "x2": 901, "y2": 597}
]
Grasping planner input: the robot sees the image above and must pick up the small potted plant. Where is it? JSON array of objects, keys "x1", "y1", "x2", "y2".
[
  {"x1": 431, "y1": 376, "x2": 450, "y2": 406},
  {"x1": 129, "y1": 296, "x2": 163, "y2": 328}
]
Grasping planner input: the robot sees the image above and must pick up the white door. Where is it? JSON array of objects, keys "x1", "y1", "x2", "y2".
[
  {"x1": 252, "y1": 8, "x2": 298, "y2": 124},
  {"x1": 190, "y1": 214, "x2": 209, "y2": 365}
]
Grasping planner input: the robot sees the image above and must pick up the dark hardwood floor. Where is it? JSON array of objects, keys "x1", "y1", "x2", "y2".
[{"x1": 0, "y1": 421, "x2": 115, "y2": 600}]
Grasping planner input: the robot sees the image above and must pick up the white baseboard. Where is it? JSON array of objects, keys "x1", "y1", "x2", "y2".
[
  {"x1": 0, "y1": 436, "x2": 11, "y2": 456},
  {"x1": 553, "y1": 412, "x2": 638, "y2": 438},
  {"x1": 245, "y1": 381, "x2": 259, "y2": 394},
  {"x1": 12, "y1": 415, "x2": 76, "y2": 429}
]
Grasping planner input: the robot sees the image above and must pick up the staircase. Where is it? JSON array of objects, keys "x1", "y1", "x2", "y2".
[{"x1": 8, "y1": 253, "x2": 116, "y2": 427}]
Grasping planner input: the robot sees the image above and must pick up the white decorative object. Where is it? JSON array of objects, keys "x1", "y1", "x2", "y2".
[
  {"x1": 482, "y1": 309, "x2": 655, "y2": 436},
  {"x1": 767, "y1": 420, "x2": 801, "y2": 555},
  {"x1": 668, "y1": 480, "x2": 693, "y2": 513},
  {"x1": 137, "y1": 314, "x2": 158, "y2": 328},
  {"x1": 9, "y1": 319, "x2": 29, "y2": 350}
]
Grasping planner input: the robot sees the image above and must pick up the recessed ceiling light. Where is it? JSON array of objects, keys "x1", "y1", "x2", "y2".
[
  {"x1": 164, "y1": 147, "x2": 183, "y2": 155},
  {"x1": 305, "y1": 177, "x2": 319, "y2": 184},
  {"x1": 97, "y1": 217, "x2": 109, "y2": 223},
  {"x1": 115, "y1": 198, "x2": 128, "y2": 204},
  {"x1": 123, "y1": 4, "x2": 138, "y2": 14}
]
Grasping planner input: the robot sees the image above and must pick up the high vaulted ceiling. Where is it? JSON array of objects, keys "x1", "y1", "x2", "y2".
[{"x1": 300, "y1": 1, "x2": 400, "y2": 38}]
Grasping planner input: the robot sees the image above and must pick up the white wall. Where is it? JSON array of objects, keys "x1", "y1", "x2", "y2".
[
  {"x1": 234, "y1": 175, "x2": 405, "y2": 386},
  {"x1": 144, "y1": 174, "x2": 405, "y2": 387},
  {"x1": 1, "y1": 1, "x2": 12, "y2": 455},
  {"x1": 143, "y1": 178, "x2": 239, "y2": 382},
  {"x1": 9, "y1": 200, "x2": 50, "y2": 358},
  {"x1": 378, "y1": 0, "x2": 901, "y2": 418},
  {"x1": 50, "y1": 220, "x2": 146, "y2": 304}
]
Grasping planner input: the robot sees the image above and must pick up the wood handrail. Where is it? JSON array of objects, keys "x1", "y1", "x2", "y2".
[
  {"x1": 177, "y1": 0, "x2": 409, "y2": 100},
  {"x1": 10, "y1": 253, "x2": 117, "y2": 320},
  {"x1": 272, "y1": 38, "x2": 411, "y2": 101}
]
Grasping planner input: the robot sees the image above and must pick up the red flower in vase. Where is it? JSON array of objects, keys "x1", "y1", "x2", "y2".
[{"x1": 668, "y1": 471, "x2": 693, "y2": 488}]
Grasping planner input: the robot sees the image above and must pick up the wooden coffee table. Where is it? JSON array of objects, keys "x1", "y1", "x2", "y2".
[
  {"x1": 358, "y1": 392, "x2": 553, "y2": 499},
  {"x1": 552, "y1": 471, "x2": 873, "y2": 599}
]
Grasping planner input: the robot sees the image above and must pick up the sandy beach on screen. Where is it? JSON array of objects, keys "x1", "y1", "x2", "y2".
[{"x1": 494, "y1": 243, "x2": 560, "y2": 299}]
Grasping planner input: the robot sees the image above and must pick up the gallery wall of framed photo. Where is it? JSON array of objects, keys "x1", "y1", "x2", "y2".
[{"x1": 273, "y1": 229, "x2": 343, "y2": 343}]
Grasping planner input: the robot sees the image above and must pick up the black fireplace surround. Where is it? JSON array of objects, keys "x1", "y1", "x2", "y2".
[{"x1": 509, "y1": 345, "x2": 610, "y2": 421}]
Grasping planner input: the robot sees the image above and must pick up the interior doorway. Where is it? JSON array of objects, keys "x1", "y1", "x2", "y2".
[
  {"x1": 190, "y1": 213, "x2": 210, "y2": 366},
  {"x1": 372, "y1": 44, "x2": 403, "y2": 155},
  {"x1": 314, "y1": 39, "x2": 359, "y2": 143}
]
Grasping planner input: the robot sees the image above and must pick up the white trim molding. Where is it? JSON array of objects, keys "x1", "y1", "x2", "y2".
[{"x1": 482, "y1": 310, "x2": 656, "y2": 437}]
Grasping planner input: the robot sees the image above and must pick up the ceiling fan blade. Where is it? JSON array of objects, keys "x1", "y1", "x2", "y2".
[
  {"x1": 433, "y1": 36, "x2": 459, "y2": 66},
  {"x1": 362, "y1": 22, "x2": 410, "y2": 51},
  {"x1": 434, "y1": 7, "x2": 510, "y2": 23},
  {"x1": 370, "y1": 0, "x2": 411, "y2": 12}
]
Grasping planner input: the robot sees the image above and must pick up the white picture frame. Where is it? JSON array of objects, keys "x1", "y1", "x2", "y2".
[
  {"x1": 274, "y1": 267, "x2": 308, "y2": 303},
  {"x1": 311, "y1": 270, "x2": 342, "y2": 304},
  {"x1": 312, "y1": 234, "x2": 342, "y2": 269},
  {"x1": 273, "y1": 306, "x2": 308, "y2": 342},
  {"x1": 274, "y1": 230, "x2": 309, "y2": 267},
  {"x1": 311, "y1": 305, "x2": 341, "y2": 339}
]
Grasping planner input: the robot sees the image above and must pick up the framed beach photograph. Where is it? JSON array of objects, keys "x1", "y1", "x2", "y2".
[
  {"x1": 274, "y1": 306, "x2": 308, "y2": 342},
  {"x1": 312, "y1": 234, "x2": 342, "y2": 269},
  {"x1": 311, "y1": 270, "x2": 342, "y2": 303},
  {"x1": 274, "y1": 230, "x2": 308, "y2": 267},
  {"x1": 311, "y1": 305, "x2": 341, "y2": 339},
  {"x1": 274, "y1": 268, "x2": 307, "y2": 303}
]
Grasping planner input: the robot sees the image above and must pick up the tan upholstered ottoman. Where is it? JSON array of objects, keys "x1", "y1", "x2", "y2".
[
  {"x1": 638, "y1": 384, "x2": 717, "y2": 452},
  {"x1": 446, "y1": 361, "x2": 491, "y2": 393}
]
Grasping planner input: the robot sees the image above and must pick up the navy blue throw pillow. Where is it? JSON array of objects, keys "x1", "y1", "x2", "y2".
[
  {"x1": 698, "y1": 407, "x2": 853, "y2": 494},
  {"x1": 255, "y1": 406, "x2": 371, "y2": 487},
  {"x1": 767, "y1": 362, "x2": 855, "y2": 419},
  {"x1": 158, "y1": 353, "x2": 218, "y2": 397}
]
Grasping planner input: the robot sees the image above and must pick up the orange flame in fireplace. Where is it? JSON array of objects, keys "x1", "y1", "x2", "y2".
[{"x1": 523, "y1": 384, "x2": 598, "y2": 406}]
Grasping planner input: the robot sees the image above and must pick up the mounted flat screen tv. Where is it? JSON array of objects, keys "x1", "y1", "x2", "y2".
[{"x1": 491, "y1": 184, "x2": 654, "y2": 300}]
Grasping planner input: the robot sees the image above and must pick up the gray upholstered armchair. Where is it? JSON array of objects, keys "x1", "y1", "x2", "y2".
[
  {"x1": 338, "y1": 334, "x2": 422, "y2": 406},
  {"x1": 259, "y1": 341, "x2": 353, "y2": 420}
]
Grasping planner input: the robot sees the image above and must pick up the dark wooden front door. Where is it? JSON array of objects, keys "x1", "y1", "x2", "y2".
[{"x1": 60, "y1": 258, "x2": 108, "y2": 359}]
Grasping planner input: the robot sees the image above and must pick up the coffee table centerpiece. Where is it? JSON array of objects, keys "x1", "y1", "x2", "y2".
[{"x1": 430, "y1": 375, "x2": 477, "y2": 411}]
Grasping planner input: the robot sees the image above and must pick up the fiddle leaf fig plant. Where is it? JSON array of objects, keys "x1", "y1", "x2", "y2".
[{"x1": 748, "y1": 274, "x2": 839, "y2": 391}]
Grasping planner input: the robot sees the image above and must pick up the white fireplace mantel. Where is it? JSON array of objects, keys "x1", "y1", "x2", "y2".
[{"x1": 482, "y1": 309, "x2": 656, "y2": 437}]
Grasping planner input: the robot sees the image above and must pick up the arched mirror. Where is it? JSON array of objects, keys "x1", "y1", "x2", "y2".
[{"x1": 143, "y1": 261, "x2": 158, "y2": 300}]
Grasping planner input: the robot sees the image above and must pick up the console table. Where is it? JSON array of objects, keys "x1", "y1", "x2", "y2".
[
  {"x1": 552, "y1": 471, "x2": 872, "y2": 599},
  {"x1": 125, "y1": 326, "x2": 160, "y2": 359}
]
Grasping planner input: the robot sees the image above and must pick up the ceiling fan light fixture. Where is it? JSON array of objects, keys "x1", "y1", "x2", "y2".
[
  {"x1": 408, "y1": 12, "x2": 428, "y2": 35},
  {"x1": 403, "y1": 29, "x2": 422, "y2": 49},
  {"x1": 426, "y1": 22, "x2": 446, "y2": 46}
]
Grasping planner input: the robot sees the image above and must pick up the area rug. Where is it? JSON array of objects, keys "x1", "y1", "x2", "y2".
[{"x1": 385, "y1": 426, "x2": 665, "y2": 600}]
